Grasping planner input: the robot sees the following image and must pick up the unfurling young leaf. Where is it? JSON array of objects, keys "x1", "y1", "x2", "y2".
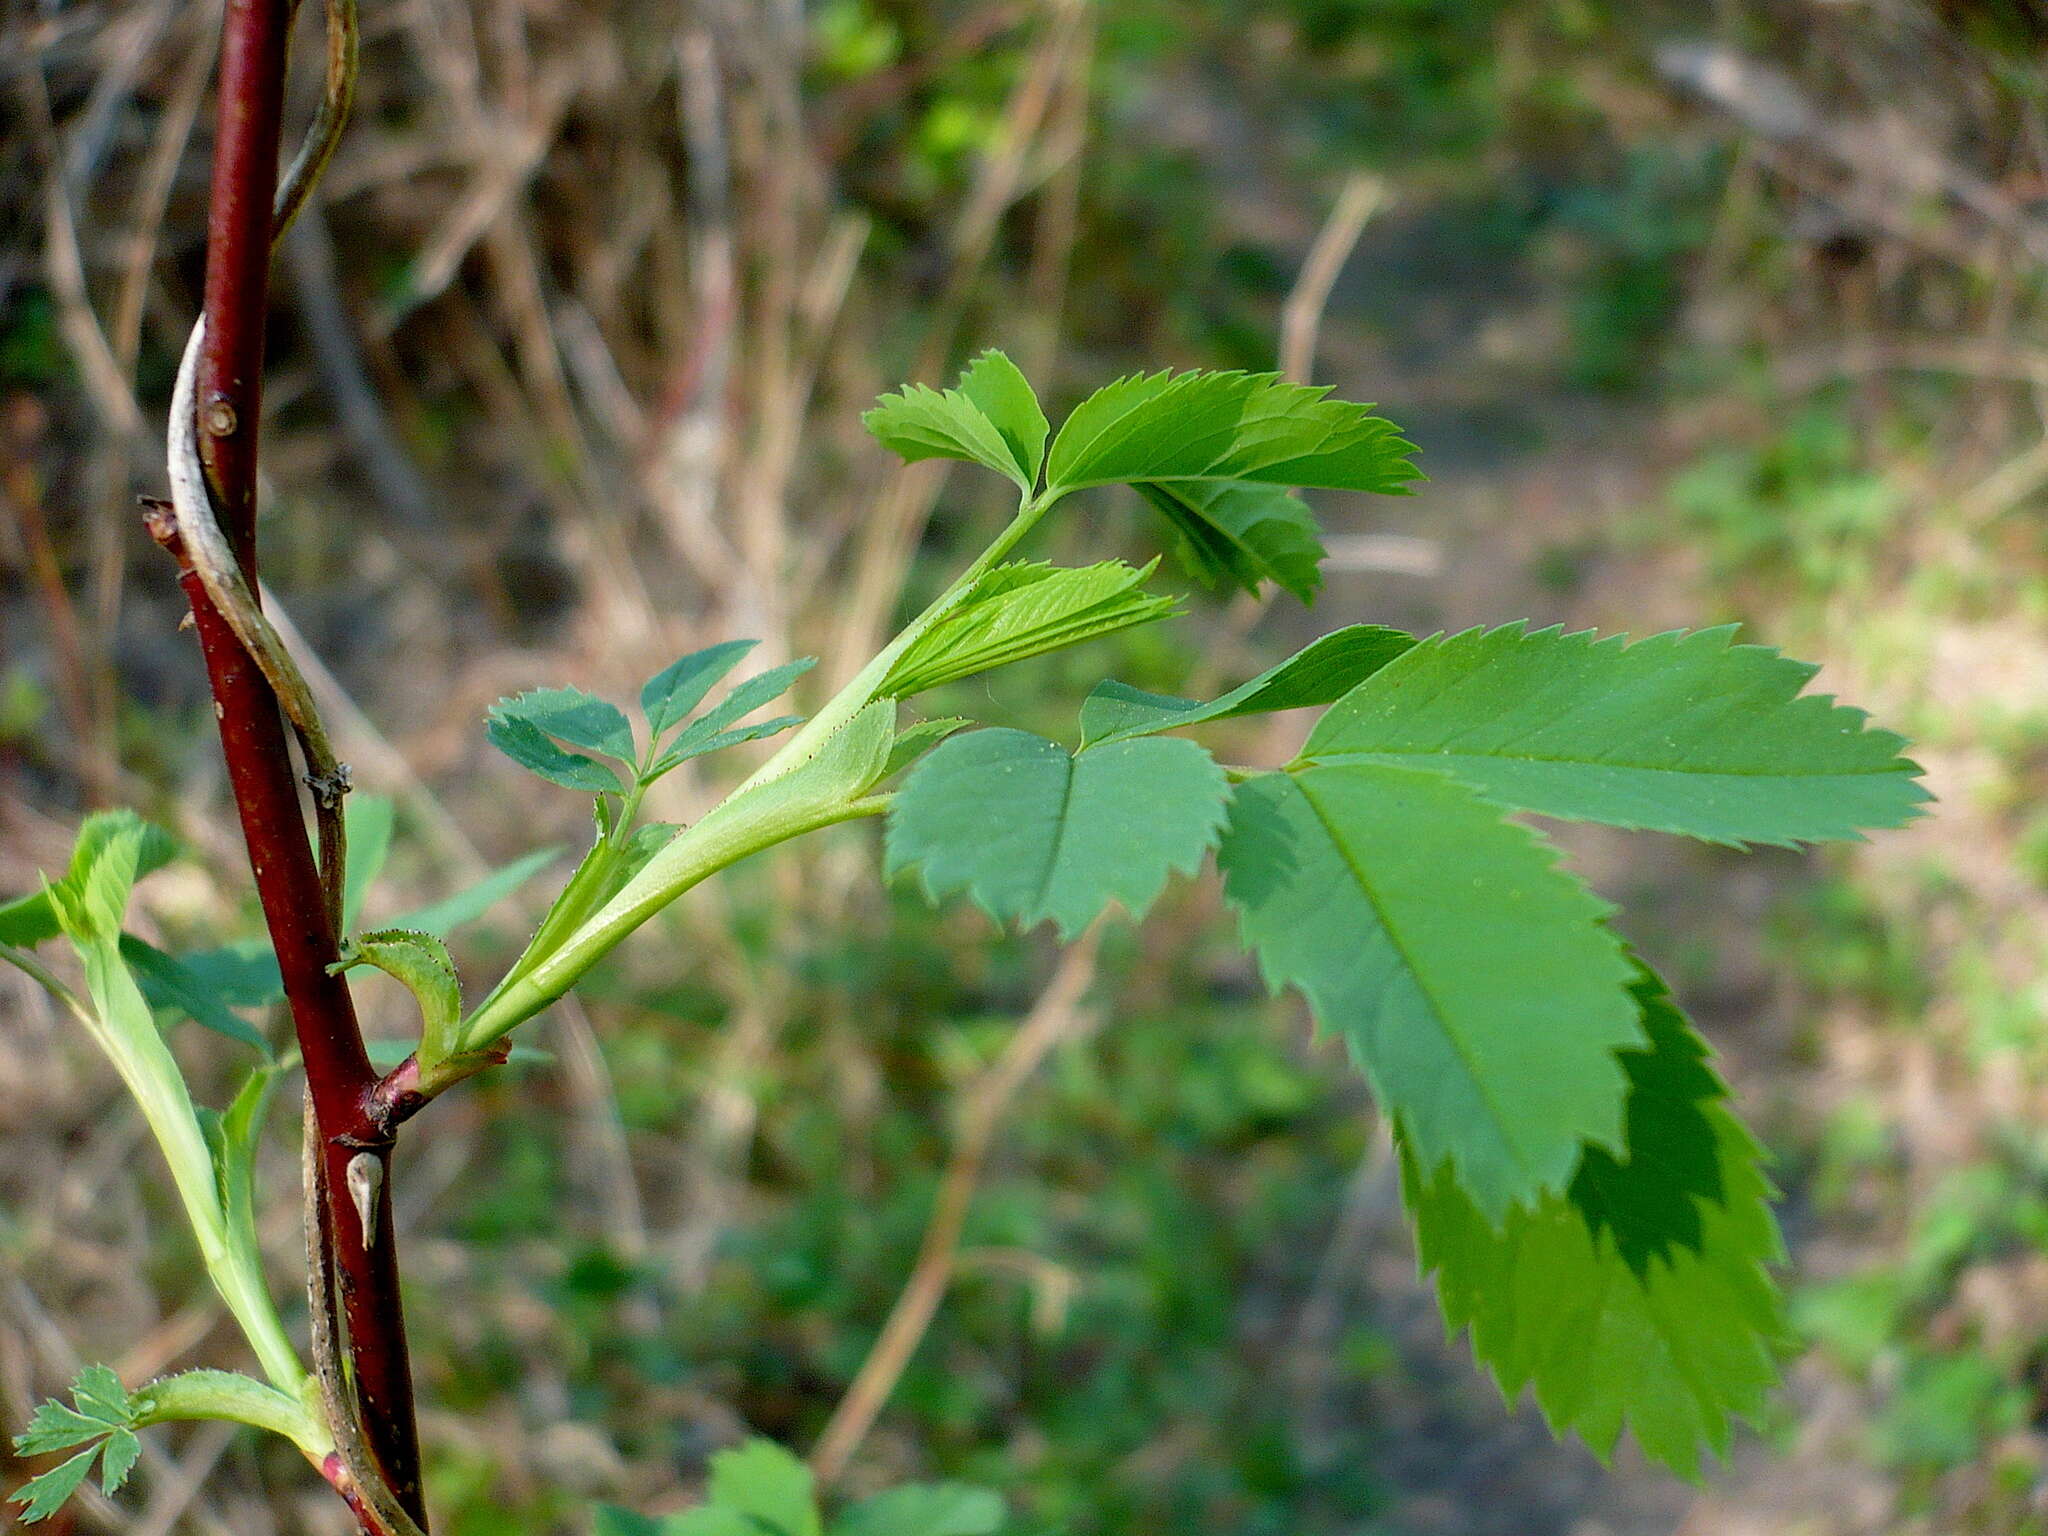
[
  {"x1": 1300, "y1": 622, "x2": 1930, "y2": 847},
  {"x1": 887, "y1": 728, "x2": 1229, "y2": 939},
  {"x1": 11, "y1": 1364, "x2": 141, "y2": 1523},
  {"x1": 332, "y1": 928, "x2": 463, "y2": 1069},
  {"x1": 863, "y1": 349, "x2": 1048, "y2": 492},
  {"x1": 879, "y1": 561, "x2": 1179, "y2": 699},
  {"x1": 1218, "y1": 761, "x2": 1641, "y2": 1220},
  {"x1": 1403, "y1": 965, "x2": 1787, "y2": 1479},
  {"x1": 1080, "y1": 624, "x2": 1414, "y2": 746}
]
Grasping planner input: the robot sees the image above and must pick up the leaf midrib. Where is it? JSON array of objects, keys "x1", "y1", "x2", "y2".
[
  {"x1": 1291, "y1": 768, "x2": 1538, "y2": 1190},
  {"x1": 1309, "y1": 746, "x2": 1915, "y2": 782},
  {"x1": 1022, "y1": 747, "x2": 1081, "y2": 925}
]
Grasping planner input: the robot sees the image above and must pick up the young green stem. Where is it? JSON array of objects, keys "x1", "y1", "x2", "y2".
[
  {"x1": 131, "y1": 1372, "x2": 332, "y2": 1461},
  {"x1": 460, "y1": 795, "x2": 890, "y2": 1049},
  {"x1": 731, "y1": 488, "x2": 1062, "y2": 795},
  {"x1": 457, "y1": 489, "x2": 1060, "y2": 1058}
]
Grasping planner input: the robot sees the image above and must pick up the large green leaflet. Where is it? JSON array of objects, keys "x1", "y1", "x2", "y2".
[
  {"x1": 1080, "y1": 624, "x2": 1415, "y2": 746},
  {"x1": 1217, "y1": 761, "x2": 1641, "y2": 1219},
  {"x1": 1403, "y1": 974, "x2": 1786, "y2": 1477},
  {"x1": 1044, "y1": 368, "x2": 1418, "y2": 496},
  {"x1": 888, "y1": 728, "x2": 1230, "y2": 939},
  {"x1": 1302, "y1": 623, "x2": 1930, "y2": 847}
]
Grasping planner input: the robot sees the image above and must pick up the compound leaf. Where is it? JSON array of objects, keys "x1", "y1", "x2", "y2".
[
  {"x1": 1302, "y1": 624, "x2": 1930, "y2": 848},
  {"x1": 1046, "y1": 369, "x2": 1419, "y2": 497},
  {"x1": 11, "y1": 1365, "x2": 141, "y2": 1523},
  {"x1": 1081, "y1": 625, "x2": 1415, "y2": 746},
  {"x1": 1135, "y1": 478, "x2": 1327, "y2": 602},
  {"x1": 880, "y1": 561, "x2": 1178, "y2": 699},
  {"x1": 1403, "y1": 1022, "x2": 1787, "y2": 1478},
  {"x1": 642, "y1": 640, "x2": 757, "y2": 738},
  {"x1": 1217, "y1": 761, "x2": 1640, "y2": 1219},
  {"x1": 888, "y1": 729, "x2": 1228, "y2": 939}
]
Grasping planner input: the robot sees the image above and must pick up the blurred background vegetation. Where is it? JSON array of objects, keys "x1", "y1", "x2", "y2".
[{"x1": 3, "y1": 0, "x2": 2047, "y2": 1531}]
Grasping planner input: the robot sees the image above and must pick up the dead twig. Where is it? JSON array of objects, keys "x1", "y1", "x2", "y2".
[
  {"x1": 1280, "y1": 173, "x2": 1387, "y2": 386},
  {"x1": 810, "y1": 929, "x2": 1104, "y2": 1487}
]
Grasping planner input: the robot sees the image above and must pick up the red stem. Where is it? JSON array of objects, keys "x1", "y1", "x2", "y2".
[{"x1": 176, "y1": 0, "x2": 429, "y2": 1523}]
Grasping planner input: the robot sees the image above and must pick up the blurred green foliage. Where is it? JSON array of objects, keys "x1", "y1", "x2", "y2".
[{"x1": 8, "y1": 0, "x2": 2045, "y2": 1529}]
